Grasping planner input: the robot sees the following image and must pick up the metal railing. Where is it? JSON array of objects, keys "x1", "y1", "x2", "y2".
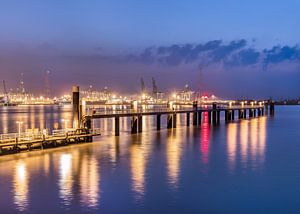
[
  {"x1": 0, "y1": 128, "x2": 101, "y2": 144},
  {"x1": 0, "y1": 132, "x2": 44, "y2": 142},
  {"x1": 90, "y1": 104, "x2": 264, "y2": 116}
]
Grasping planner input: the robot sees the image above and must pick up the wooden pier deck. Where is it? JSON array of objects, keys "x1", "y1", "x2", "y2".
[
  {"x1": 0, "y1": 128, "x2": 101, "y2": 155},
  {"x1": 83, "y1": 103, "x2": 273, "y2": 136}
]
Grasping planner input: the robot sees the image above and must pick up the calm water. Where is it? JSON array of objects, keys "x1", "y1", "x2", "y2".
[{"x1": 0, "y1": 106, "x2": 300, "y2": 213}]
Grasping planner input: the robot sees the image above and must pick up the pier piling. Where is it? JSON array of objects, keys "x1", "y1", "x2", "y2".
[
  {"x1": 138, "y1": 115, "x2": 143, "y2": 133},
  {"x1": 115, "y1": 116, "x2": 120, "y2": 136},
  {"x1": 186, "y1": 113, "x2": 190, "y2": 126},
  {"x1": 167, "y1": 114, "x2": 173, "y2": 129},
  {"x1": 131, "y1": 116, "x2": 138, "y2": 134},
  {"x1": 72, "y1": 86, "x2": 80, "y2": 129},
  {"x1": 157, "y1": 114, "x2": 161, "y2": 130}
]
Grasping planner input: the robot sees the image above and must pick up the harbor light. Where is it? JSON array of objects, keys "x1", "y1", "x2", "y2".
[
  {"x1": 61, "y1": 119, "x2": 69, "y2": 130},
  {"x1": 142, "y1": 93, "x2": 146, "y2": 100},
  {"x1": 16, "y1": 121, "x2": 24, "y2": 135}
]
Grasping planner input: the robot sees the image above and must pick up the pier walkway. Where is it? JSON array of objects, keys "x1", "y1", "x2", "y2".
[
  {"x1": 83, "y1": 103, "x2": 273, "y2": 136},
  {"x1": 0, "y1": 128, "x2": 101, "y2": 155}
]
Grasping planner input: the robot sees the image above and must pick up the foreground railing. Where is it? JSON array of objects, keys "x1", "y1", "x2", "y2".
[{"x1": 0, "y1": 128, "x2": 102, "y2": 144}]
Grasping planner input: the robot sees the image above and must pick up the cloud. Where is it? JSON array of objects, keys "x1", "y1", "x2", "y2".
[
  {"x1": 124, "y1": 39, "x2": 300, "y2": 70},
  {"x1": 210, "y1": 39, "x2": 247, "y2": 62},
  {"x1": 263, "y1": 45, "x2": 300, "y2": 64},
  {"x1": 225, "y1": 48, "x2": 260, "y2": 66}
]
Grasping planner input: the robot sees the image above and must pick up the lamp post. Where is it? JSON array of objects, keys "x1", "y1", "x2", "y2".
[
  {"x1": 16, "y1": 121, "x2": 23, "y2": 137},
  {"x1": 61, "y1": 119, "x2": 69, "y2": 130}
]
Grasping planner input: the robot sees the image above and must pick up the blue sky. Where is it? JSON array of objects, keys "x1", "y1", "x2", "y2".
[
  {"x1": 0, "y1": 0, "x2": 299, "y2": 98},
  {"x1": 1, "y1": 0, "x2": 299, "y2": 48}
]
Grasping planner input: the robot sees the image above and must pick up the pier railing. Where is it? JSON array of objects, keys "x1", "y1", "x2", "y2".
[
  {"x1": 89, "y1": 104, "x2": 264, "y2": 116},
  {"x1": 0, "y1": 128, "x2": 102, "y2": 144}
]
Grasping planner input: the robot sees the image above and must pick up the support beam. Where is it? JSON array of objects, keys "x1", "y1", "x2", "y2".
[
  {"x1": 217, "y1": 111, "x2": 220, "y2": 124},
  {"x1": 197, "y1": 111, "x2": 202, "y2": 125},
  {"x1": 138, "y1": 115, "x2": 143, "y2": 133},
  {"x1": 193, "y1": 112, "x2": 197, "y2": 126},
  {"x1": 167, "y1": 114, "x2": 173, "y2": 129},
  {"x1": 157, "y1": 114, "x2": 161, "y2": 130},
  {"x1": 249, "y1": 109, "x2": 253, "y2": 118},
  {"x1": 193, "y1": 101, "x2": 198, "y2": 126},
  {"x1": 270, "y1": 102, "x2": 275, "y2": 116},
  {"x1": 208, "y1": 111, "x2": 212, "y2": 124},
  {"x1": 115, "y1": 117, "x2": 120, "y2": 136},
  {"x1": 131, "y1": 116, "x2": 138, "y2": 134},
  {"x1": 72, "y1": 86, "x2": 80, "y2": 129},
  {"x1": 231, "y1": 110, "x2": 235, "y2": 121},
  {"x1": 238, "y1": 110, "x2": 242, "y2": 119},
  {"x1": 212, "y1": 103, "x2": 217, "y2": 125},
  {"x1": 265, "y1": 104, "x2": 269, "y2": 115},
  {"x1": 173, "y1": 113, "x2": 177, "y2": 128},
  {"x1": 186, "y1": 113, "x2": 190, "y2": 126}
]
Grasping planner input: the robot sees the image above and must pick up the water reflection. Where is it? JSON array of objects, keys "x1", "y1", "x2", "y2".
[
  {"x1": 227, "y1": 123, "x2": 237, "y2": 171},
  {"x1": 130, "y1": 143, "x2": 146, "y2": 199},
  {"x1": 227, "y1": 117, "x2": 267, "y2": 172},
  {"x1": 59, "y1": 154, "x2": 73, "y2": 206},
  {"x1": 166, "y1": 129, "x2": 182, "y2": 189},
  {"x1": 240, "y1": 120, "x2": 249, "y2": 166},
  {"x1": 80, "y1": 156, "x2": 100, "y2": 208},
  {"x1": 13, "y1": 161, "x2": 29, "y2": 212},
  {"x1": 201, "y1": 112, "x2": 210, "y2": 164}
]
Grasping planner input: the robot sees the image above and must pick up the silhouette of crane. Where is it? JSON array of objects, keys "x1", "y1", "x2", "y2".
[{"x1": 2, "y1": 80, "x2": 9, "y2": 103}]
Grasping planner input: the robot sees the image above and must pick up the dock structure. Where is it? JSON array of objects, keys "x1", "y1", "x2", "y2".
[
  {"x1": 0, "y1": 128, "x2": 101, "y2": 155},
  {"x1": 85, "y1": 101, "x2": 272, "y2": 136},
  {"x1": 0, "y1": 86, "x2": 275, "y2": 156}
]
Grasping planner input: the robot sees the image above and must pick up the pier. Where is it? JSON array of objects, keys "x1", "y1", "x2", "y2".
[
  {"x1": 0, "y1": 128, "x2": 101, "y2": 155},
  {"x1": 84, "y1": 103, "x2": 272, "y2": 136},
  {"x1": 0, "y1": 86, "x2": 275, "y2": 156}
]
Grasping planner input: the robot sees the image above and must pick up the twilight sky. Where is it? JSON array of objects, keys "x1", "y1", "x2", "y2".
[{"x1": 0, "y1": 0, "x2": 300, "y2": 98}]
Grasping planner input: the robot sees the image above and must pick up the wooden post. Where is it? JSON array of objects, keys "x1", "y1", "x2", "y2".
[
  {"x1": 208, "y1": 111, "x2": 212, "y2": 124},
  {"x1": 186, "y1": 112, "x2": 190, "y2": 126},
  {"x1": 225, "y1": 110, "x2": 228, "y2": 122},
  {"x1": 72, "y1": 86, "x2": 80, "y2": 129},
  {"x1": 238, "y1": 110, "x2": 242, "y2": 119},
  {"x1": 138, "y1": 115, "x2": 143, "y2": 133},
  {"x1": 197, "y1": 111, "x2": 202, "y2": 125},
  {"x1": 85, "y1": 117, "x2": 92, "y2": 142},
  {"x1": 258, "y1": 108, "x2": 261, "y2": 116},
  {"x1": 167, "y1": 114, "x2": 173, "y2": 129},
  {"x1": 131, "y1": 116, "x2": 138, "y2": 134},
  {"x1": 249, "y1": 109, "x2": 253, "y2": 118},
  {"x1": 231, "y1": 110, "x2": 235, "y2": 120},
  {"x1": 193, "y1": 112, "x2": 197, "y2": 126},
  {"x1": 115, "y1": 116, "x2": 120, "y2": 136},
  {"x1": 193, "y1": 101, "x2": 198, "y2": 126},
  {"x1": 265, "y1": 103, "x2": 269, "y2": 115},
  {"x1": 217, "y1": 111, "x2": 220, "y2": 124},
  {"x1": 157, "y1": 114, "x2": 161, "y2": 130},
  {"x1": 270, "y1": 101, "x2": 275, "y2": 116},
  {"x1": 173, "y1": 113, "x2": 177, "y2": 128},
  {"x1": 212, "y1": 103, "x2": 217, "y2": 125}
]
